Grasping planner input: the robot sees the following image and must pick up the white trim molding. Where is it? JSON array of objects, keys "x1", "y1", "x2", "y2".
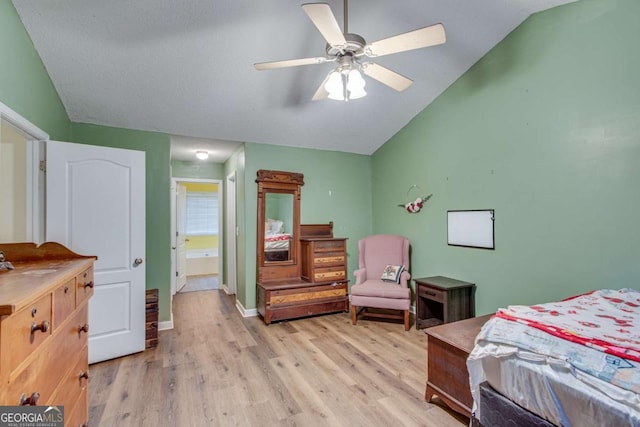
[
  {"x1": 158, "y1": 311, "x2": 174, "y2": 331},
  {"x1": 235, "y1": 300, "x2": 258, "y2": 318},
  {"x1": 0, "y1": 100, "x2": 49, "y2": 141}
]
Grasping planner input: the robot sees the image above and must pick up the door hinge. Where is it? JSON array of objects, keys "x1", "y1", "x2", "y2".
[
  {"x1": 39, "y1": 160, "x2": 46, "y2": 172},
  {"x1": 175, "y1": 271, "x2": 179, "y2": 277}
]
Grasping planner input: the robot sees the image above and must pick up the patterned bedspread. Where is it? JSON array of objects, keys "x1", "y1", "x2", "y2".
[
  {"x1": 496, "y1": 288, "x2": 640, "y2": 362},
  {"x1": 483, "y1": 288, "x2": 640, "y2": 394}
]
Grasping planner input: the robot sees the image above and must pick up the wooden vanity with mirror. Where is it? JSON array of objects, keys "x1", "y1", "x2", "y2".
[{"x1": 256, "y1": 170, "x2": 349, "y2": 324}]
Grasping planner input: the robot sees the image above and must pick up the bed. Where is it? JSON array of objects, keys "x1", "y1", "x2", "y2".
[
  {"x1": 264, "y1": 219, "x2": 291, "y2": 261},
  {"x1": 467, "y1": 288, "x2": 640, "y2": 427}
]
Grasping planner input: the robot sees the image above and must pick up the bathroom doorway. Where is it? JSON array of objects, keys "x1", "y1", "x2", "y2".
[{"x1": 171, "y1": 178, "x2": 222, "y2": 294}]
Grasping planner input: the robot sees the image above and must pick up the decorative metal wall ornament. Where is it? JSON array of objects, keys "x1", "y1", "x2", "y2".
[{"x1": 398, "y1": 185, "x2": 432, "y2": 213}]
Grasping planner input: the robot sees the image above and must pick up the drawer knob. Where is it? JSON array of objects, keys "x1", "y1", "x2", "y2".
[
  {"x1": 84, "y1": 281, "x2": 94, "y2": 289},
  {"x1": 64, "y1": 285, "x2": 69, "y2": 294},
  {"x1": 79, "y1": 323, "x2": 90, "y2": 334},
  {"x1": 19, "y1": 392, "x2": 40, "y2": 406},
  {"x1": 79, "y1": 371, "x2": 90, "y2": 382},
  {"x1": 31, "y1": 320, "x2": 50, "y2": 334}
]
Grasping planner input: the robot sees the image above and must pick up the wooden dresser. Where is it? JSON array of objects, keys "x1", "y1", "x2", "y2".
[
  {"x1": 0, "y1": 242, "x2": 95, "y2": 426},
  {"x1": 257, "y1": 222, "x2": 349, "y2": 324}
]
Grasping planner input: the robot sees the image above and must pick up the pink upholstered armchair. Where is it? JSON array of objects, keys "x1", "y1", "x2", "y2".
[{"x1": 350, "y1": 234, "x2": 411, "y2": 331}]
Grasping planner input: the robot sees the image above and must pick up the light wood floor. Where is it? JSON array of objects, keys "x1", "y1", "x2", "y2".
[
  {"x1": 88, "y1": 290, "x2": 468, "y2": 426},
  {"x1": 180, "y1": 275, "x2": 219, "y2": 293}
]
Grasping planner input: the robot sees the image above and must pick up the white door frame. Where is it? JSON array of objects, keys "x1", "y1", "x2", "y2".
[
  {"x1": 170, "y1": 177, "x2": 223, "y2": 297},
  {"x1": 225, "y1": 171, "x2": 237, "y2": 295},
  {"x1": 0, "y1": 101, "x2": 48, "y2": 243}
]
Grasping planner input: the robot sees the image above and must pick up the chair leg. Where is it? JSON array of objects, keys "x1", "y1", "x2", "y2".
[
  {"x1": 351, "y1": 305, "x2": 358, "y2": 325},
  {"x1": 404, "y1": 310, "x2": 410, "y2": 331}
]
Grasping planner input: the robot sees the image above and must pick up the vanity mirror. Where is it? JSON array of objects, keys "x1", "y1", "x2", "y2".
[{"x1": 256, "y1": 169, "x2": 303, "y2": 281}]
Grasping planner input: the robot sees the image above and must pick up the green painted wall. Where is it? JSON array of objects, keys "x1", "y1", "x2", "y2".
[
  {"x1": 171, "y1": 160, "x2": 225, "y2": 179},
  {"x1": 72, "y1": 123, "x2": 172, "y2": 322},
  {"x1": 241, "y1": 142, "x2": 372, "y2": 310},
  {"x1": 371, "y1": 0, "x2": 640, "y2": 315},
  {"x1": 0, "y1": 1, "x2": 71, "y2": 139},
  {"x1": 1, "y1": 2, "x2": 174, "y2": 322}
]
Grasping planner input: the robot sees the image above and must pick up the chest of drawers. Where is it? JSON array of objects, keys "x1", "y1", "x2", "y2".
[
  {"x1": 0, "y1": 242, "x2": 95, "y2": 426},
  {"x1": 300, "y1": 238, "x2": 347, "y2": 283}
]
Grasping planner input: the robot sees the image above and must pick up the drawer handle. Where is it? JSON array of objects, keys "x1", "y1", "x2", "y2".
[
  {"x1": 79, "y1": 371, "x2": 90, "y2": 383},
  {"x1": 19, "y1": 392, "x2": 40, "y2": 406},
  {"x1": 424, "y1": 291, "x2": 437, "y2": 297},
  {"x1": 31, "y1": 320, "x2": 50, "y2": 334},
  {"x1": 64, "y1": 285, "x2": 69, "y2": 294},
  {"x1": 79, "y1": 323, "x2": 90, "y2": 335},
  {"x1": 84, "y1": 281, "x2": 94, "y2": 289}
]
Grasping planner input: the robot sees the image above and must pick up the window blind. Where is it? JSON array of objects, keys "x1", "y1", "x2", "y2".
[{"x1": 186, "y1": 191, "x2": 218, "y2": 235}]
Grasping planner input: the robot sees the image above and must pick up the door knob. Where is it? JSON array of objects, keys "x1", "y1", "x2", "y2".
[{"x1": 134, "y1": 258, "x2": 143, "y2": 266}]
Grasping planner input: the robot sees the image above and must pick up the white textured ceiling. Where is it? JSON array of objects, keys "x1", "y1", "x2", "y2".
[{"x1": 13, "y1": 0, "x2": 576, "y2": 159}]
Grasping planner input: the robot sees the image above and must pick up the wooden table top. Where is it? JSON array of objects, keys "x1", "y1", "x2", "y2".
[
  {"x1": 414, "y1": 276, "x2": 476, "y2": 290},
  {"x1": 425, "y1": 314, "x2": 493, "y2": 353}
]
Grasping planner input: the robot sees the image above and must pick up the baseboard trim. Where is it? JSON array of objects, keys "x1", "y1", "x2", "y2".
[
  {"x1": 235, "y1": 299, "x2": 258, "y2": 317},
  {"x1": 158, "y1": 312, "x2": 174, "y2": 331}
]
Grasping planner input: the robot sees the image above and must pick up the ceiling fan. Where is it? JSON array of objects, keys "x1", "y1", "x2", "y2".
[{"x1": 254, "y1": 1, "x2": 446, "y2": 101}]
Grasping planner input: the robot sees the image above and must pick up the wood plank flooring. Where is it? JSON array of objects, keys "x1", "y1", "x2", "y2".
[{"x1": 89, "y1": 290, "x2": 468, "y2": 426}]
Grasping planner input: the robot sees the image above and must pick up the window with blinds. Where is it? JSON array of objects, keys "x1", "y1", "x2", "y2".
[{"x1": 186, "y1": 191, "x2": 219, "y2": 235}]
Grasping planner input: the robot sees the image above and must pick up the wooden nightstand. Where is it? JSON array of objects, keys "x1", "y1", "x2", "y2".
[
  {"x1": 414, "y1": 276, "x2": 476, "y2": 329},
  {"x1": 425, "y1": 314, "x2": 492, "y2": 418}
]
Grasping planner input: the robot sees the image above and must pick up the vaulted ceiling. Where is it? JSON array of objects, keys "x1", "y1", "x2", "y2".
[{"x1": 14, "y1": 0, "x2": 576, "y2": 160}]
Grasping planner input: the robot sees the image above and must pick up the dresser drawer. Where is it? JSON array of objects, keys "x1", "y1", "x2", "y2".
[
  {"x1": 313, "y1": 240, "x2": 345, "y2": 252},
  {"x1": 269, "y1": 282, "x2": 347, "y2": 306},
  {"x1": 0, "y1": 303, "x2": 89, "y2": 405},
  {"x1": 5, "y1": 293, "x2": 52, "y2": 375},
  {"x1": 53, "y1": 277, "x2": 76, "y2": 329},
  {"x1": 313, "y1": 254, "x2": 345, "y2": 266},
  {"x1": 66, "y1": 385, "x2": 88, "y2": 427},
  {"x1": 76, "y1": 266, "x2": 94, "y2": 307},
  {"x1": 313, "y1": 268, "x2": 346, "y2": 282},
  {"x1": 49, "y1": 345, "x2": 88, "y2": 410},
  {"x1": 418, "y1": 285, "x2": 446, "y2": 304}
]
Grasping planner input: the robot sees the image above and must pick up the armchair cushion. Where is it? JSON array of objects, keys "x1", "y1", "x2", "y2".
[
  {"x1": 380, "y1": 264, "x2": 405, "y2": 283},
  {"x1": 351, "y1": 280, "x2": 411, "y2": 300}
]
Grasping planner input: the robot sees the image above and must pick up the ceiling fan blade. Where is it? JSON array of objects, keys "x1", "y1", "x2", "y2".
[
  {"x1": 254, "y1": 56, "x2": 329, "y2": 70},
  {"x1": 362, "y1": 62, "x2": 413, "y2": 92},
  {"x1": 312, "y1": 74, "x2": 331, "y2": 101},
  {"x1": 302, "y1": 3, "x2": 347, "y2": 48},
  {"x1": 365, "y1": 23, "x2": 446, "y2": 57}
]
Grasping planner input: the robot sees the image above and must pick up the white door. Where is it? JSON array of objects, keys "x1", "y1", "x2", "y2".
[
  {"x1": 176, "y1": 183, "x2": 187, "y2": 292},
  {"x1": 46, "y1": 140, "x2": 146, "y2": 364},
  {"x1": 226, "y1": 172, "x2": 237, "y2": 294}
]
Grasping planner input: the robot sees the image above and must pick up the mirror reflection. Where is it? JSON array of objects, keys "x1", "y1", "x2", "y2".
[{"x1": 264, "y1": 192, "x2": 294, "y2": 262}]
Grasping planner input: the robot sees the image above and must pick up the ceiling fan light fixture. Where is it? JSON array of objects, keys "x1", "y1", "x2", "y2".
[
  {"x1": 255, "y1": 0, "x2": 445, "y2": 101},
  {"x1": 347, "y1": 69, "x2": 366, "y2": 99},
  {"x1": 325, "y1": 71, "x2": 345, "y2": 100},
  {"x1": 195, "y1": 150, "x2": 209, "y2": 160}
]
